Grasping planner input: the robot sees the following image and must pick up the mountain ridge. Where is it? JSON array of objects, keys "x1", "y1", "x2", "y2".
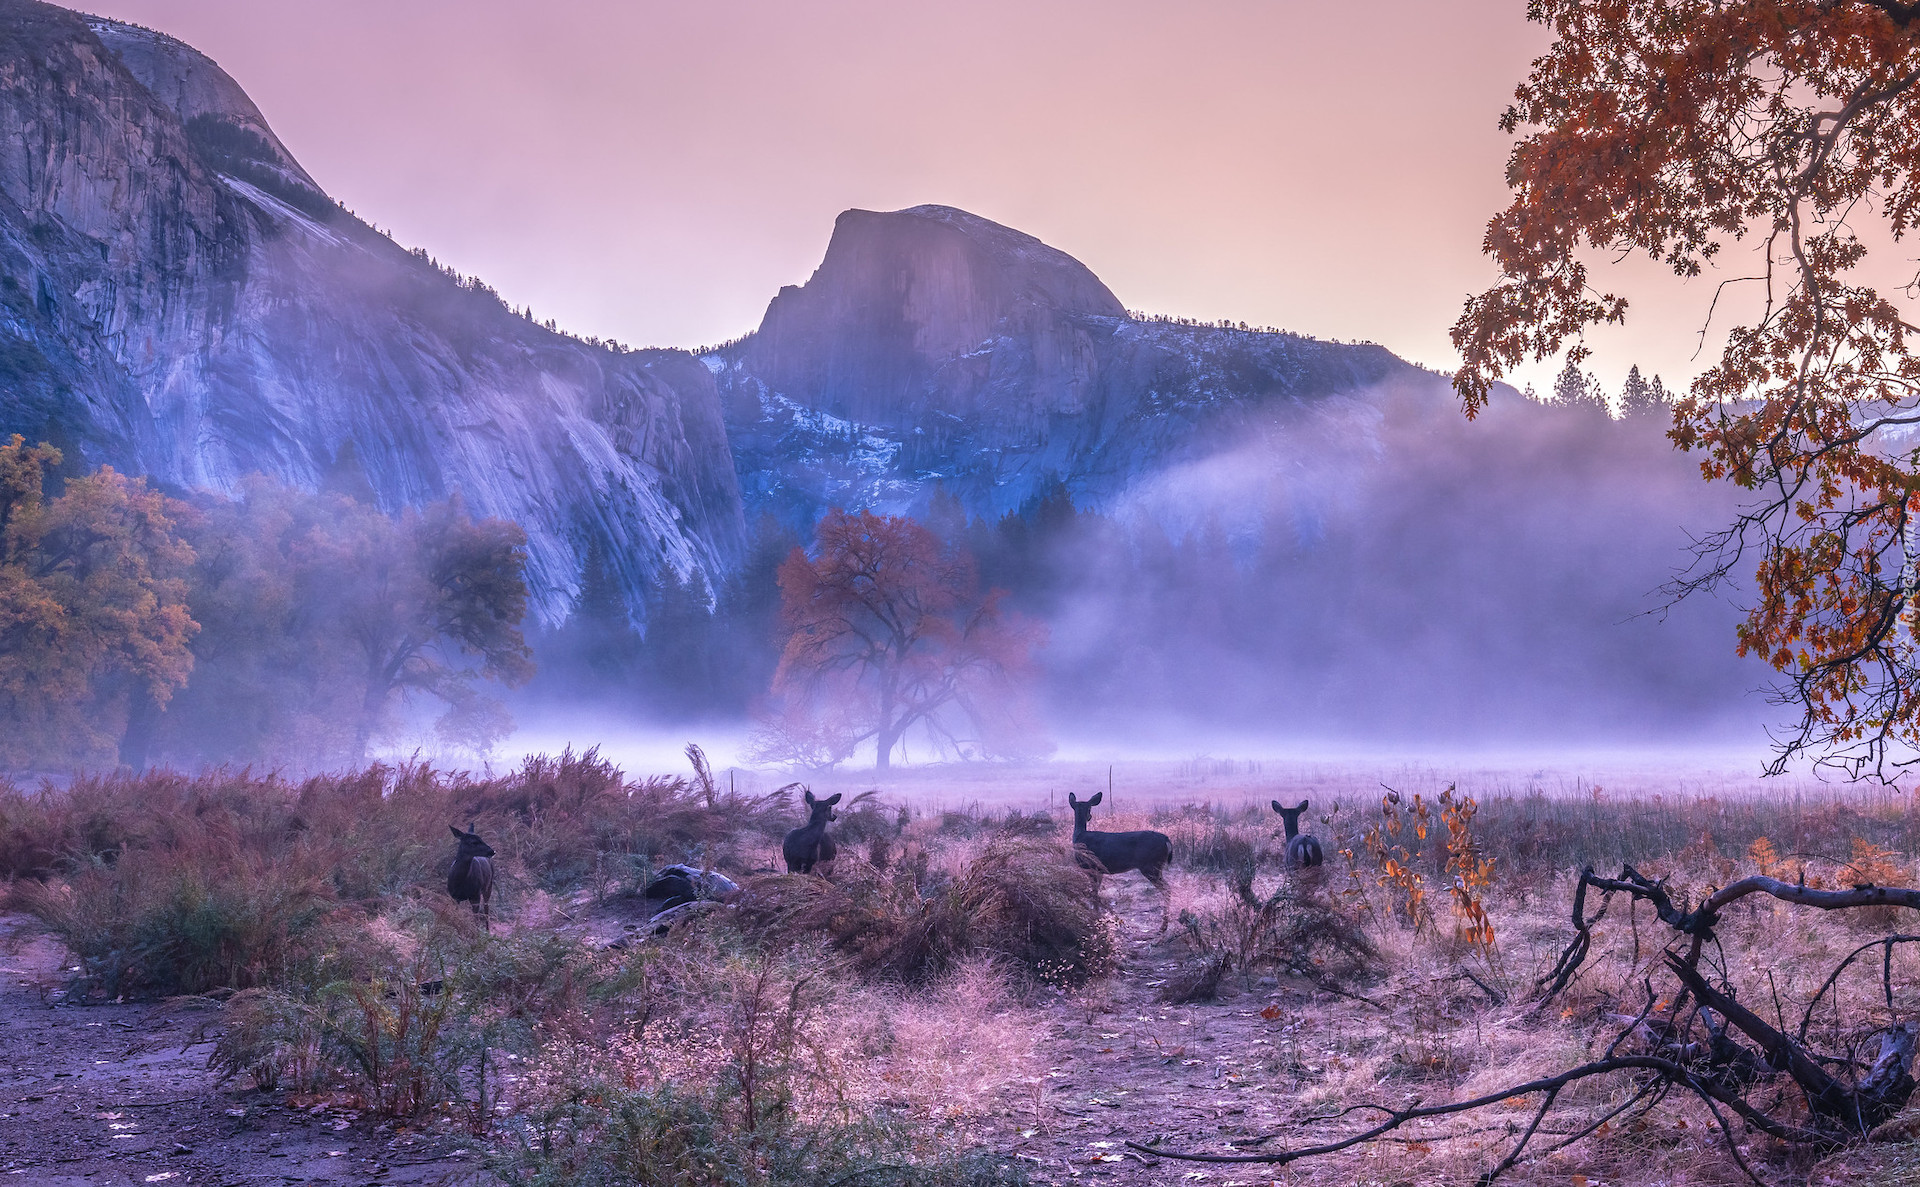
[
  {"x1": 0, "y1": 0, "x2": 745, "y2": 623},
  {"x1": 2, "y1": 1, "x2": 1484, "y2": 622},
  {"x1": 709, "y1": 203, "x2": 1432, "y2": 527}
]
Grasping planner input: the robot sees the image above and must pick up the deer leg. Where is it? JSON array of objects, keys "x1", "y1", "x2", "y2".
[{"x1": 1148, "y1": 870, "x2": 1171, "y2": 933}]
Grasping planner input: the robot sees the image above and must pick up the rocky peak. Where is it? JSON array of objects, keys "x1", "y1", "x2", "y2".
[
  {"x1": 712, "y1": 205, "x2": 1419, "y2": 527},
  {"x1": 85, "y1": 15, "x2": 325, "y2": 211},
  {"x1": 739, "y1": 205, "x2": 1126, "y2": 428}
]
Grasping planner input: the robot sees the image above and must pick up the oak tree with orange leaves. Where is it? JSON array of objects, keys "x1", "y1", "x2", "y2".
[
  {"x1": 1455, "y1": 0, "x2": 1920, "y2": 779},
  {"x1": 756, "y1": 509, "x2": 1046, "y2": 771},
  {"x1": 0, "y1": 436, "x2": 196, "y2": 768}
]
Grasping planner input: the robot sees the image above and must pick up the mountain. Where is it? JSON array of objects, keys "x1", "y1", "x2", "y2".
[
  {"x1": 0, "y1": 3, "x2": 1761, "y2": 746},
  {"x1": 0, "y1": 1, "x2": 744, "y2": 623},
  {"x1": 707, "y1": 204, "x2": 1431, "y2": 526}
]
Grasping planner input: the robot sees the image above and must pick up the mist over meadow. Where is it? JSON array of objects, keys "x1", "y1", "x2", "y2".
[{"x1": 518, "y1": 375, "x2": 1766, "y2": 767}]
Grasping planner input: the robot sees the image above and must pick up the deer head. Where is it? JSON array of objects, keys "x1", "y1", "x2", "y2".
[
  {"x1": 802, "y1": 789, "x2": 842, "y2": 824},
  {"x1": 450, "y1": 823, "x2": 495, "y2": 859},
  {"x1": 1271, "y1": 800, "x2": 1310, "y2": 839}
]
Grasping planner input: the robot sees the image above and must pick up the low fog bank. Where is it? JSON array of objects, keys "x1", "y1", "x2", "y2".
[
  {"x1": 408, "y1": 732, "x2": 1834, "y2": 814},
  {"x1": 1026, "y1": 379, "x2": 1770, "y2": 749},
  {"x1": 499, "y1": 377, "x2": 1783, "y2": 773}
]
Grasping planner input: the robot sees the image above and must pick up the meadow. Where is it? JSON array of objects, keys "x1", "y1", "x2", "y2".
[{"x1": 4, "y1": 751, "x2": 1920, "y2": 1185}]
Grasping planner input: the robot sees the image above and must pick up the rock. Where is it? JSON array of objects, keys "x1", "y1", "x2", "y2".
[
  {"x1": 0, "y1": 4, "x2": 743, "y2": 623},
  {"x1": 710, "y1": 203, "x2": 1428, "y2": 526},
  {"x1": 641, "y1": 863, "x2": 741, "y2": 910},
  {"x1": 645, "y1": 899, "x2": 726, "y2": 933}
]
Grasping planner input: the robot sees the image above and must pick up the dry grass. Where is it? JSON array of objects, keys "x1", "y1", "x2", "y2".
[
  {"x1": 733, "y1": 834, "x2": 1119, "y2": 987},
  {"x1": 0, "y1": 749, "x2": 790, "y2": 996},
  {"x1": 16, "y1": 754, "x2": 1920, "y2": 1185}
]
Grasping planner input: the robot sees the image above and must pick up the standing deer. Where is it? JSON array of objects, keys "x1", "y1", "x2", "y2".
[
  {"x1": 1067, "y1": 791, "x2": 1173, "y2": 929},
  {"x1": 1271, "y1": 800, "x2": 1324, "y2": 869},
  {"x1": 448, "y1": 823, "x2": 495, "y2": 931},
  {"x1": 783, "y1": 789, "x2": 842, "y2": 875}
]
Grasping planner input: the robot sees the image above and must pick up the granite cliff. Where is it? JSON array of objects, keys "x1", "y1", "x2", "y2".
[
  {"x1": 708, "y1": 204, "x2": 1431, "y2": 526},
  {"x1": 0, "y1": 1, "x2": 744, "y2": 622}
]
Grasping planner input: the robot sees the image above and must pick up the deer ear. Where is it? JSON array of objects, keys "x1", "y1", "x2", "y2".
[
  {"x1": 1296, "y1": 800, "x2": 1309, "y2": 813},
  {"x1": 1067, "y1": 793, "x2": 1078, "y2": 806},
  {"x1": 804, "y1": 789, "x2": 816, "y2": 806},
  {"x1": 451, "y1": 825, "x2": 466, "y2": 839},
  {"x1": 824, "y1": 793, "x2": 843, "y2": 806},
  {"x1": 1271, "y1": 800, "x2": 1283, "y2": 813},
  {"x1": 1088, "y1": 791, "x2": 1103, "y2": 806}
]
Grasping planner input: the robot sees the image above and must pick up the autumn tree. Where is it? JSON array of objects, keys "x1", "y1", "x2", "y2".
[
  {"x1": 142, "y1": 478, "x2": 356, "y2": 768},
  {"x1": 1453, "y1": 1, "x2": 1920, "y2": 778},
  {"x1": 755, "y1": 509, "x2": 1046, "y2": 771},
  {"x1": 0, "y1": 436, "x2": 196, "y2": 768},
  {"x1": 152, "y1": 482, "x2": 533, "y2": 766},
  {"x1": 322, "y1": 495, "x2": 534, "y2": 757}
]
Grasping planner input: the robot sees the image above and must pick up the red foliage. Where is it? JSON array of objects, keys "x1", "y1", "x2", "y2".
[{"x1": 757, "y1": 510, "x2": 1047, "y2": 770}]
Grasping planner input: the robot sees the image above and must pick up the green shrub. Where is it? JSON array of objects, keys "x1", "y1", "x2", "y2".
[
  {"x1": 212, "y1": 914, "x2": 638, "y2": 1121},
  {"x1": 17, "y1": 845, "x2": 337, "y2": 997}
]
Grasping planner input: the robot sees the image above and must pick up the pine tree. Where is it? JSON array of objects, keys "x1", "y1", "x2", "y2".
[
  {"x1": 925, "y1": 485, "x2": 969, "y2": 545},
  {"x1": 570, "y1": 541, "x2": 643, "y2": 684},
  {"x1": 1552, "y1": 356, "x2": 1610, "y2": 415},
  {"x1": 1620, "y1": 365, "x2": 1670, "y2": 419}
]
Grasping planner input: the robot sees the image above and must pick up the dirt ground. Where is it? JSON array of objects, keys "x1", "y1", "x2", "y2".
[
  {"x1": 0, "y1": 880, "x2": 1282, "y2": 1187},
  {"x1": 0, "y1": 914, "x2": 486, "y2": 1186},
  {"x1": 985, "y1": 875, "x2": 1316, "y2": 1187}
]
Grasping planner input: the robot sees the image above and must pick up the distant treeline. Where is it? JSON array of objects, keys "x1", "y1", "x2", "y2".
[{"x1": 0, "y1": 437, "x2": 531, "y2": 773}]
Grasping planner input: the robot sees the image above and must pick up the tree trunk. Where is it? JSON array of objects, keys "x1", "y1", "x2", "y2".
[
  {"x1": 118, "y1": 691, "x2": 159, "y2": 772},
  {"x1": 874, "y1": 673, "x2": 897, "y2": 771},
  {"x1": 356, "y1": 678, "x2": 388, "y2": 762}
]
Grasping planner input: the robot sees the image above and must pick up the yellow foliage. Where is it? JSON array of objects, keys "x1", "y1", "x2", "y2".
[
  {"x1": 1441, "y1": 785, "x2": 1498, "y2": 959},
  {"x1": 0, "y1": 437, "x2": 196, "y2": 767}
]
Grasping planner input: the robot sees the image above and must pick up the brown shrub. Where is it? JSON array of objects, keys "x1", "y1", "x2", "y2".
[
  {"x1": 735, "y1": 837, "x2": 1115, "y2": 986},
  {"x1": 0, "y1": 749, "x2": 783, "y2": 998}
]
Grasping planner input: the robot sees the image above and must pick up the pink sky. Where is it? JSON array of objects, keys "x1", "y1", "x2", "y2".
[{"x1": 84, "y1": 1, "x2": 1710, "y2": 396}]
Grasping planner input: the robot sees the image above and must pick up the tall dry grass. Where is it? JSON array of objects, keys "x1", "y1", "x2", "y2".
[{"x1": 0, "y1": 748, "x2": 790, "y2": 996}]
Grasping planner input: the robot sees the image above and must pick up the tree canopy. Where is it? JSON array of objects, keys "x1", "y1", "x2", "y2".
[
  {"x1": 0, "y1": 440, "x2": 535, "y2": 772},
  {"x1": 755, "y1": 509, "x2": 1046, "y2": 771},
  {"x1": 1454, "y1": 0, "x2": 1920, "y2": 778},
  {"x1": 0, "y1": 436, "x2": 196, "y2": 768}
]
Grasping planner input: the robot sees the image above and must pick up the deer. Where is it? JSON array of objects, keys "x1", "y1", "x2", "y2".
[
  {"x1": 1066, "y1": 791, "x2": 1173, "y2": 930},
  {"x1": 1271, "y1": 799, "x2": 1324, "y2": 869},
  {"x1": 783, "y1": 789, "x2": 842, "y2": 875},
  {"x1": 447, "y1": 823, "x2": 496, "y2": 931}
]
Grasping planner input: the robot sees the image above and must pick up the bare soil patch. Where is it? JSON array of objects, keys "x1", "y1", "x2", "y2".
[{"x1": 0, "y1": 914, "x2": 486, "y2": 1186}]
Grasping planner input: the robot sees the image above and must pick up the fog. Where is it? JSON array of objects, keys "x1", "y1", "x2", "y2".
[
  {"x1": 1027, "y1": 379, "x2": 1766, "y2": 752},
  {"x1": 503, "y1": 378, "x2": 1779, "y2": 776}
]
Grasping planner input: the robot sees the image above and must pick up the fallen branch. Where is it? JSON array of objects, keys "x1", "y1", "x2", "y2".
[
  {"x1": 1797, "y1": 934, "x2": 1920, "y2": 1043},
  {"x1": 1126, "y1": 1054, "x2": 1799, "y2": 1172},
  {"x1": 1536, "y1": 865, "x2": 1920, "y2": 1008},
  {"x1": 1534, "y1": 867, "x2": 1610, "y2": 1004},
  {"x1": 1668, "y1": 956, "x2": 1917, "y2": 1134}
]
